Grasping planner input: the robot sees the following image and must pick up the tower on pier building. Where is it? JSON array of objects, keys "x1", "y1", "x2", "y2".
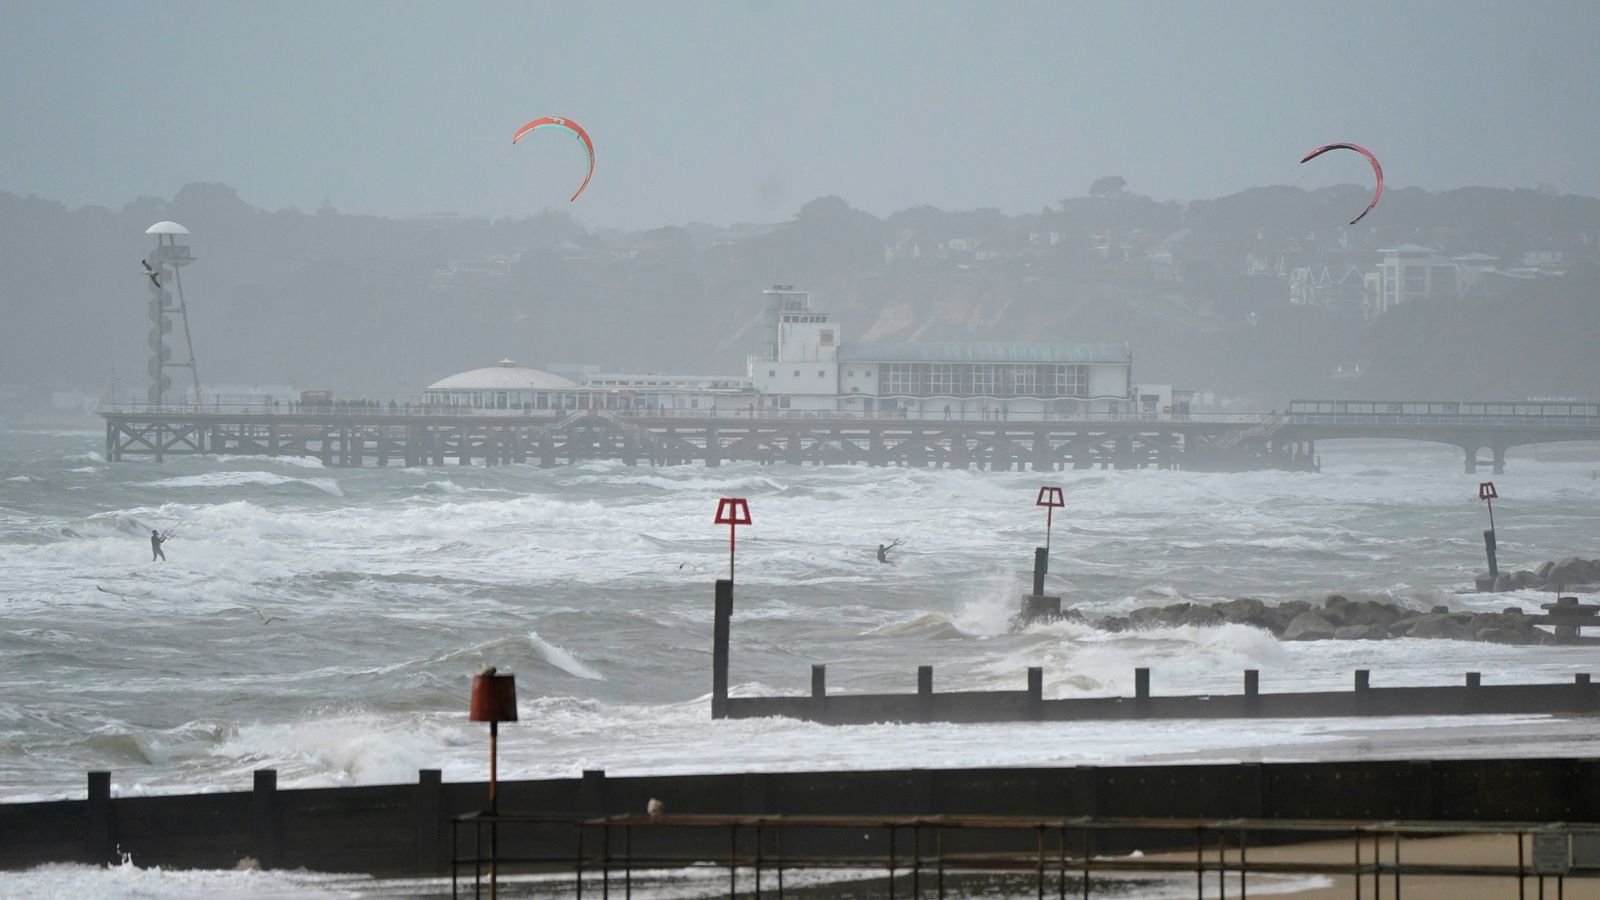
[{"x1": 745, "y1": 286, "x2": 1136, "y2": 419}]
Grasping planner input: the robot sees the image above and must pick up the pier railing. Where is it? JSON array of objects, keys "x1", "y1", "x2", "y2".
[{"x1": 97, "y1": 401, "x2": 1272, "y2": 425}]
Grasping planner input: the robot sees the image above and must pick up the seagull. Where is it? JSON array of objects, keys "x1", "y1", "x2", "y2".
[
  {"x1": 141, "y1": 260, "x2": 161, "y2": 288},
  {"x1": 647, "y1": 798, "x2": 664, "y2": 819},
  {"x1": 251, "y1": 609, "x2": 285, "y2": 625},
  {"x1": 479, "y1": 664, "x2": 497, "y2": 677}
]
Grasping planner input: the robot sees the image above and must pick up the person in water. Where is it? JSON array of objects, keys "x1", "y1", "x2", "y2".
[
  {"x1": 151, "y1": 529, "x2": 167, "y2": 562},
  {"x1": 876, "y1": 538, "x2": 903, "y2": 564}
]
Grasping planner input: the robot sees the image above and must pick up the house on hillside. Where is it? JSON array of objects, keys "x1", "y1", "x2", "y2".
[
  {"x1": 1288, "y1": 265, "x2": 1364, "y2": 316},
  {"x1": 1363, "y1": 243, "x2": 1458, "y2": 319}
]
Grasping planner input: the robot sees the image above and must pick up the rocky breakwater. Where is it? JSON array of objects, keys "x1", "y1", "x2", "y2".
[
  {"x1": 1479, "y1": 556, "x2": 1600, "y2": 593},
  {"x1": 1095, "y1": 594, "x2": 1552, "y2": 645}
]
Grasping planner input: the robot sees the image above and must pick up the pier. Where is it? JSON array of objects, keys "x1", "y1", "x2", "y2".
[{"x1": 100, "y1": 398, "x2": 1599, "y2": 473}]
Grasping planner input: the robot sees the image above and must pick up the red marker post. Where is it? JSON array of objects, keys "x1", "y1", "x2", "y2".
[
  {"x1": 714, "y1": 497, "x2": 752, "y2": 582},
  {"x1": 1028, "y1": 486, "x2": 1066, "y2": 601},
  {"x1": 1479, "y1": 481, "x2": 1499, "y2": 578},
  {"x1": 1035, "y1": 485, "x2": 1065, "y2": 551}
]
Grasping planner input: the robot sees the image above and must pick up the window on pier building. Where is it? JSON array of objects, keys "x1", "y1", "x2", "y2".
[{"x1": 880, "y1": 361, "x2": 1090, "y2": 398}]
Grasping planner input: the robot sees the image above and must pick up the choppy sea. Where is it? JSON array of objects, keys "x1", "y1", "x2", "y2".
[{"x1": 2, "y1": 428, "x2": 1597, "y2": 897}]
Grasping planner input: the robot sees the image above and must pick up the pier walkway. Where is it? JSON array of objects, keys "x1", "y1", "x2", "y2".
[{"x1": 99, "y1": 399, "x2": 1597, "y2": 473}]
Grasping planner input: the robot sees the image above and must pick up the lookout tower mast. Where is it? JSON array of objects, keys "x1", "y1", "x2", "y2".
[{"x1": 142, "y1": 221, "x2": 200, "y2": 405}]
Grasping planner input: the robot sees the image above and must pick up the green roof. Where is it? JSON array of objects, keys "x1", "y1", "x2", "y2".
[{"x1": 838, "y1": 342, "x2": 1130, "y2": 364}]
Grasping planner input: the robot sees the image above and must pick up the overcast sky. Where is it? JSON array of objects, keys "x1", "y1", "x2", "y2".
[{"x1": 4, "y1": 0, "x2": 1598, "y2": 229}]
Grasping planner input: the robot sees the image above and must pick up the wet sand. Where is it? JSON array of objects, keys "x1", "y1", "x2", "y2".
[{"x1": 1141, "y1": 832, "x2": 1597, "y2": 898}]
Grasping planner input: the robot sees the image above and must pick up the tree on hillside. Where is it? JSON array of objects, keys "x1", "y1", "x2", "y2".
[{"x1": 1089, "y1": 176, "x2": 1127, "y2": 198}]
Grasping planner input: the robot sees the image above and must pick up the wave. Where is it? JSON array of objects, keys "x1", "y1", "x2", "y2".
[
  {"x1": 861, "y1": 612, "x2": 973, "y2": 640},
  {"x1": 528, "y1": 630, "x2": 605, "y2": 680},
  {"x1": 146, "y1": 471, "x2": 343, "y2": 496}
]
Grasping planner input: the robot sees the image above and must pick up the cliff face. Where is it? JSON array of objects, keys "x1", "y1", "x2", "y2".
[{"x1": 3, "y1": 183, "x2": 1597, "y2": 405}]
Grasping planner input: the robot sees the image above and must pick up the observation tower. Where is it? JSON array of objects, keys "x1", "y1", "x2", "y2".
[{"x1": 142, "y1": 221, "x2": 200, "y2": 405}]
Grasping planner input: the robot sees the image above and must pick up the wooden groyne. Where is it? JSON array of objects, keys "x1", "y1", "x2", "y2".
[
  {"x1": 7, "y1": 758, "x2": 1600, "y2": 876},
  {"x1": 711, "y1": 580, "x2": 1599, "y2": 725}
]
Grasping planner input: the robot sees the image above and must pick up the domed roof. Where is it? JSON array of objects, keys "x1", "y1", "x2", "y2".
[
  {"x1": 145, "y1": 221, "x2": 190, "y2": 235},
  {"x1": 426, "y1": 359, "x2": 577, "y2": 391}
]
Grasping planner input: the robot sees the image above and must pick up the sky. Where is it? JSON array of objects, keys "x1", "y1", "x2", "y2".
[{"x1": 3, "y1": 0, "x2": 1599, "y2": 230}]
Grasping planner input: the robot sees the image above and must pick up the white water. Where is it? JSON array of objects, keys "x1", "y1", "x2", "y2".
[{"x1": 2, "y1": 430, "x2": 1598, "y2": 896}]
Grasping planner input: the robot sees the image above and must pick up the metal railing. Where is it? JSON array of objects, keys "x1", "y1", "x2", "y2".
[
  {"x1": 1286, "y1": 414, "x2": 1600, "y2": 428},
  {"x1": 452, "y1": 811, "x2": 1600, "y2": 899},
  {"x1": 98, "y1": 401, "x2": 1273, "y2": 426}
]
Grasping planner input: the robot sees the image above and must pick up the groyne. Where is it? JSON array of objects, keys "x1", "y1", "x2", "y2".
[
  {"x1": 712, "y1": 580, "x2": 1599, "y2": 725},
  {"x1": 6, "y1": 758, "x2": 1600, "y2": 876}
]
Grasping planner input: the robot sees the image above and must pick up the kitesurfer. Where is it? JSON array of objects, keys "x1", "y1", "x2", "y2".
[
  {"x1": 876, "y1": 538, "x2": 904, "y2": 564},
  {"x1": 151, "y1": 529, "x2": 167, "y2": 562}
]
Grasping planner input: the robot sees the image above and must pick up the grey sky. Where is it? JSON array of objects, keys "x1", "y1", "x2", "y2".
[{"x1": 4, "y1": 0, "x2": 1598, "y2": 229}]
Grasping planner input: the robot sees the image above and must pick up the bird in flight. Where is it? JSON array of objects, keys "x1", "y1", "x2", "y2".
[{"x1": 252, "y1": 609, "x2": 285, "y2": 625}]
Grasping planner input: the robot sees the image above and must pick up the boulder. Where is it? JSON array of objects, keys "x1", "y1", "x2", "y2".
[
  {"x1": 1334, "y1": 624, "x2": 1390, "y2": 641},
  {"x1": 1476, "y1": 627, "x2": 1541, "y2": 645},
  {"x1": 1283, "y1": 610, "x2": 1339, "y2": 641},
  {"x1": 1210, "y1": 598, "x2": 1280, "y2": 632},
  {"x1": 1401, "y1": 614, "x2": 1472, "y2": 641},
  {"x1": 1343, "y1": 599, "x2": 1405, "y2": 629}
]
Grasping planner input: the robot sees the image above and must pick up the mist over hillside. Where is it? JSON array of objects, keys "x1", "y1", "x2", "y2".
[{"x1": 3, "y1": 180, "x2": 1597, "y2": 408}]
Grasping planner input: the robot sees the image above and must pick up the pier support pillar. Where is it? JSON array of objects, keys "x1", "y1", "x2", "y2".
[
  {"x1": 1492, "y1": 445, "x2": 1506, "y2": 475},
  {"x1": 1463, "y1": 446, "x2": 1478, "y2": 474},
  {"x1": 1031, "y1": 430, "x2": 1053, "y2": 471},
  {"x1": 712, "y1": 580, "x2": 732, "y2": 719},
  {"x1": 705, "y1": 426, "x2": 721, "y2": 468}
]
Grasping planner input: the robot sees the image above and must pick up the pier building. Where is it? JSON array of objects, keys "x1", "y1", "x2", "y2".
[{"x1": 417, "y1": 286, "x2": 1141, "y2": 420}]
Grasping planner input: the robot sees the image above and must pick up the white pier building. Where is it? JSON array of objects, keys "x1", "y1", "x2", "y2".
[{"x1": 423, "y1": 285, "x2": 1160, "y2": 420}]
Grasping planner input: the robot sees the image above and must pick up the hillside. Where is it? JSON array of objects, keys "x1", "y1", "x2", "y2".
[{"x1": 2, "y1": 182, "x2": 1596, "y2": 407}]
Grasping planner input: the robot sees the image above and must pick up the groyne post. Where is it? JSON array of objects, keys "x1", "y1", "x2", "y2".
[
  {"x1": 1244, "y1": 669, "x2": 1260, "y2": 715},
  {"x1": 1032, "y1": 547, "x2": 1048, "y2": 596},
  {"x1": 917, "y1": 666, "x2": 933, "y2": 696},
  {"x1": 252, "y1": 769, "x2": 278, "y2": 870},
  {"x1": 712, "y1": 580, "x2": 732, "y2": 719},
  {"x1": 811, "y1": 665, "x2": 827, "y2": 699},
  {"x1": 416, "y1": 769, "x2": 442, "y2": 875},
  {"x1": 1134, "y1": 668, "x2": 1150, "y2": 707},
  {"x1": 1479, "y1": 482, "x2": 1499, "y2": 578},
  {"x1": 1027, "y1": 667, "x2": 1043, "y2": 719},
  {"x1": 85, "y1": 770, "x2": 113, "y2": 865},
  {"x1": 1355, "y1": 670, "x2": 1371, "y2": 714}
]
